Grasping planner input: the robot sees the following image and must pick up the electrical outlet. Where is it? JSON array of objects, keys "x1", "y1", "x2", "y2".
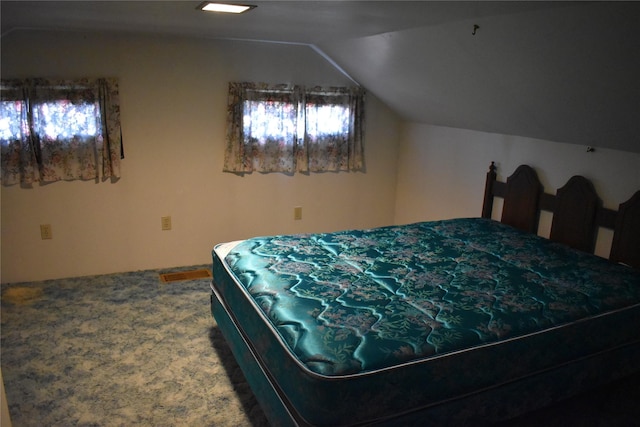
[
  {"x1": 294, "y1": 206, "x2": 302, "y2": 221},
  {"x1": 161, "y1": 216, "x2": 172, "y2": 231},
  {"x1": 40, "y1": 224, "x2": 53, "y2": 240}
]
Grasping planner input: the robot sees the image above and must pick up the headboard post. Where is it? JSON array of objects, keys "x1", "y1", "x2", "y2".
[{"x1": 482, "y1": 161, "x2": 497, "y2": 219}]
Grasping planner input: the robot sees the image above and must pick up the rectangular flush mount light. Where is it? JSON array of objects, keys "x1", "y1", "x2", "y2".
[{"x1": 197, "y1": 2, "x2": 256, "y2": 14}]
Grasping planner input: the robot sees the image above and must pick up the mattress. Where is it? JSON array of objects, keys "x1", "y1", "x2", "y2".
[{"x1": 211, "y1": 218, "x2": 640, "y2": 426}]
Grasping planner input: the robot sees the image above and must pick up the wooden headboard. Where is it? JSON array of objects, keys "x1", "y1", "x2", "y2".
[{"x1": 481, "y1": 162, "x2": 640, "y2": 269}]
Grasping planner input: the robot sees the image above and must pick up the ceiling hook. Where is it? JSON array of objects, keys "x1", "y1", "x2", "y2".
[{"x1": 472, "y1": 24, "x2": 479, "y2": 35}]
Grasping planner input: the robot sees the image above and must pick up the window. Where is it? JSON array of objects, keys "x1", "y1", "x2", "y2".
[
  {"x1": 224, "y1": 82, "x2": 365, "y2": 173},
  {"x1": 32, "y1": 100, "x2": 100, "y2": 140},
  {"x1": 0, "y1": 78, "x2": 123, "y2": 186}
]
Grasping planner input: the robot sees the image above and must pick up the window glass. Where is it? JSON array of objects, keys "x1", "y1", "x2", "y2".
[
  {"x1": 33, "y1": 101, "x2": 100, "y2": 140},
  {"x1": 306, "y1": 103, "x2": 349, "y2": 139},
  {"x1": 243, "y1": 99, "x2": 296, "y2": 144},
  {"x1": 0, "y1": 100, "x2": 27, "y2": 141}
]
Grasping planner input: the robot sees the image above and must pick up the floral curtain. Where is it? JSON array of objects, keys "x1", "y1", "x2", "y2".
[
  {"x1": 224, "y1": 82, "x2": 365, "y2": 173},
  {"x1": 0, "y1": 78, "x2": 123, "y2": 186},
  {"x1": 304, "y1": 86, "x2": 365, "y2": 172},
  {"x1": 225, "y1": 82, "x2": 302, "y2": 173}
]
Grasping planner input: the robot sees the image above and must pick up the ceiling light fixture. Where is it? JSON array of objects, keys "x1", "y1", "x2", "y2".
[{"x1": 197, "y1": 2, "x2": 256, "y2": 14}]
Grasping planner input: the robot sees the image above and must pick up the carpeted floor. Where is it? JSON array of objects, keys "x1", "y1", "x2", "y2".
[
  {"x1": 2, "y1": 266, "x2": 639, "y2": 426},
  {"x1": 1, "y1": 265, "x2": 269, "y2": 427}
]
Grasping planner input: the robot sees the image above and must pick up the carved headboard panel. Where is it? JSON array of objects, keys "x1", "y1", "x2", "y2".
[
  {"x1": 550, "y1": 175, "x2": 599, "y2": 253},
  {"x1": 500, "y1": 165, "x2": 542, "y2": 234},
  {"x1": 481, "y1": 162, "x2": 640, "y2": 269}
]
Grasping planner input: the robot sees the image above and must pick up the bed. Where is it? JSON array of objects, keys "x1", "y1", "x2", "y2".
[{"x1": 210, "y1": 162, "x2": 640, "y2": 426}]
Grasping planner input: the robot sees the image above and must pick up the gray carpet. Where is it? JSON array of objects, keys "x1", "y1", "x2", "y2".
[{"x1": 1, "y1": 265, "x2": 269, "y2": 426}]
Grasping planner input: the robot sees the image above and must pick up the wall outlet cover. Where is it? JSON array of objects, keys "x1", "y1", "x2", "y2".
[{"x1": 161, "y1": 216, "x2": 172, "y2": 231}]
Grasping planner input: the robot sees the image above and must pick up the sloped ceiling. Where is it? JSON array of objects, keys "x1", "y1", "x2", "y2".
[{"x1": 2, "y1": 1, "x2": 639, "y2": 153}]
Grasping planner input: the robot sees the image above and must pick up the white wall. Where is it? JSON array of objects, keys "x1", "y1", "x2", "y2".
[
  {"x1": 0, "y1": 30, "x2": 401, "y2": 283},
  {"x1": 0, "y1": 370, "x2": 11, "y2": 427},
  {"x1": 4, "y1": 30, "x2": 638, "y2": 284},
  {"x1": 394, "y1": 123, "x2": 640, "y2": 257}
]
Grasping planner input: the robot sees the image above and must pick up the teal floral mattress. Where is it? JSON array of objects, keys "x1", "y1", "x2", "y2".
[{"x1": 211, "y1": 218, "x2": 640, "y2": 425}]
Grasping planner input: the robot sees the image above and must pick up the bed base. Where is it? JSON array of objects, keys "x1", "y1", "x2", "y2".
[
  {"x1": 211, "y1": 288, "x2": 299, "y2": 427},
  {"x1": 212, "y1": 284, "x2": 639, "y2": 426}
]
